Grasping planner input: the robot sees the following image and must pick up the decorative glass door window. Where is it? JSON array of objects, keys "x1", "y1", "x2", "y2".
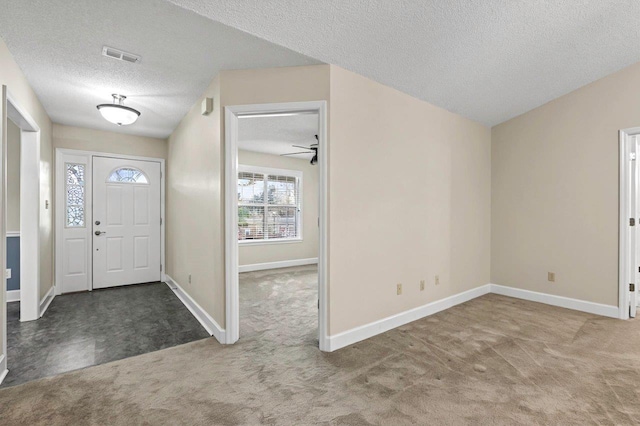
[
  {"x1": 238, "y1": 166, "x2": 302, "y2": 242},
  {"x1": 66, "y1": 163, "x2": 85, "y2": 227},
  {"x1": 107, "y1": 167, "x2": 148, "y2": 184}
]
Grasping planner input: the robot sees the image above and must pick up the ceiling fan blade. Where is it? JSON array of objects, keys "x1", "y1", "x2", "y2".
[
  {"x1": 281, "y1": 152, "x2": 312, "y2": 156},
  {"x1": 291, "y1": 145, "x2": 313, "y2": 150}
]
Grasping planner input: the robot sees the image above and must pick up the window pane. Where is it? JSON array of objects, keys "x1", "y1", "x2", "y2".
[
  {"x1": 266, "y1": 206, "x2": 298, "y2": 239},
  {"x1": 67, "y1": 206, "x2": 85, "y2": 227},
  {"x1": 267, "y1": 175, "x2": 297, "y2": 205},
  {"x1": 238, "y1": 206, "x2": 265, "y2": 240},
  {"x1": 66, "y1": 163, "x2": 84, "y2": 185},
  {"x1": 67, "y1": 185, "x2": 84, "y2": 205},
  {"x1": 66, "y1": 163, "x2": 85, "y2": 227},
  {"x1": 107, "y1": 167, "x2": 148, "y2": 183},
  {"x1": 238, "y1": 172, "x2": 264, "y2": 204}
]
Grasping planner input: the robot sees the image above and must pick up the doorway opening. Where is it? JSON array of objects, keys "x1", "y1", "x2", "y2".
[
  {"x1": 619, "y1": 128, "x2": 640, "y2": 319},
  {"x1": 1, "y1": 86, "x2": 44, "y2": 382},
  {"x1": 225, "y1": 101, "x2": 328, "y2": 350}
]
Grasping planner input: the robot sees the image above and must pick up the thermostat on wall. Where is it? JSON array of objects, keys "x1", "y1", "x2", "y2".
[{"x1": 202, "y1": 97, "x2": 214, "y2": 116}]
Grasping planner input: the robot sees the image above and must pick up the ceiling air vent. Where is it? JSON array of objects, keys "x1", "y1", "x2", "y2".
[{"x1": 102, "y1": 46, "x2": 141, "y2": 64}]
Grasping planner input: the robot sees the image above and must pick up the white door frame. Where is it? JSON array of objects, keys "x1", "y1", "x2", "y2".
[
  {"x1": 6, "y1": 90, "x2": 42, "y2": 323},
  {"x1": 224, "y1": 101, "x2": 329, "y2": 351},
  {"x1": 1, "y1": 86, "x2": 43, "y2": 381},
  {"x1": 619, "y1": 127, "x2": 640, "y2": 319},
  {"x1": 55, "y1": 148, "x2": 166, "y2": 294}
]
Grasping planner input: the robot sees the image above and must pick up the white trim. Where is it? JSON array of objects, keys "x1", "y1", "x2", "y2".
[
  {"x1": 224, "y1": 107, "x2": 239, "y2": 345},
  {"x1": 224, "y1": 101, "x2": 329, "y2": 351},
  {"x1": 0, "y1": 354, "x2": 7, "y2": 385},
  {"x1": 39, "y1": 285, "x2": 55, "y2": 317},
  {"x1": 239, "y1": 258, "x2": 318, "y2": 273},
  {"x1": 55, "y1": 148, "x2": 166, "y2": 294},
  {"x1": 4, "y1": 90, "x2": 41, "y2": 325},
  {"x1": 225, "y1": 101, "x2": 329, "y2": 350},
  {"x1": 19, "y1": 130, "x2": 40, "y2": 321},
  {"x1": 327, "y1": 285, "x2": 493, "y2": 352},
  {"x1": 1, "y1": 85, "x2": 6, "y2": 385},
  {"x1": 619, "y1": 128, "x2": 640, "y2": 319},
  {"x1": 239, "y1": 238, "x2": 303, "y2": 247},
  {"x1": 6, "y1": 289, "x2": 19, "y2": 302},
  {"x1": 326, "y1": 283, "x2": 621, "y2": 352},
  {"x1": 238, "y1": 164, "x2": 303, "y2": 179},
  {"x1": 164, "y1": 275, "x2": 225, "y2": 343},
  {"x1": 490, "y1": 284, "x2": 619, "y2": 318},
  {"x1": 6, "y1": 231, "x2": 19, "y2": 238}
]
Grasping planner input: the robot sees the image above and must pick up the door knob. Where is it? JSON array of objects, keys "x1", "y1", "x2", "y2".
[{"x1": 95, "y1": 231, "x2": 106, "y2": 236}]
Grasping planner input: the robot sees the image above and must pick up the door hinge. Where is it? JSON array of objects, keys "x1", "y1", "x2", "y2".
[
  {"x1": 631, "y1": 283, "x2": 635, "y2": 292},
  {"x1": 631, "y1": 218, "x2": 636, "y2": 227},
  {"x1": 160, "y1": 264, "x2": 163, "y2": 272},
  {"x1": 631, "y1": 153, "x2": 637, "y2": 161},
  {"x1": 160, "y1": 217, "x2": 163, "y2": 225}
]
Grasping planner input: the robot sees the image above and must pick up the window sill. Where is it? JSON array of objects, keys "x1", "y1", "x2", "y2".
[{"x1": 239, "y1": 238, "x2": 303, "y2": 247}]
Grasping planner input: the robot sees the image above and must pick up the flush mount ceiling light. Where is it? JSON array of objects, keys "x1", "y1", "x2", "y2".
[{"x1": 96, "y1": 94, "x2": 141, "y2": 126}]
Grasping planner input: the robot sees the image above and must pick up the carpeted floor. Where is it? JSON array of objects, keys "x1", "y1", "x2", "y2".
[{"x1": 1, "y1": 265, "x2": 639, "y2": 425}]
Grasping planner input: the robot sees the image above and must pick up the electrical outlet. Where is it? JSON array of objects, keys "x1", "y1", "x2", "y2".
[
  {"x1": 188, "y1": 274, "x2": 192, "y2": 284},
  {"x1": 435, "y1": 275, "x2": 440, "y2": 285},
  {"x1": 5, "y1": 269, "x2": 11, "y2": 279},
  {"x1": 420, "y1": 280, "x2": 425, "y2": 291},
  {"x1": 548, "y1": 272, "x2": 555, "y2": 282},
  {"x1": 397, "y1": 283, "x2": 402, "y2": 295}
]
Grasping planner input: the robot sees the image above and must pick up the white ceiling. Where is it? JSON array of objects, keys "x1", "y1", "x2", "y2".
[
  {"x1": 238, "y1": 113, "x2": 318, "y2": 160},
  {"x1": 166, "y1": 0, "x2": 640, "y2": 126},
  {"x1": 0, "y1": 0, "x2": 320, "y2": 138}
]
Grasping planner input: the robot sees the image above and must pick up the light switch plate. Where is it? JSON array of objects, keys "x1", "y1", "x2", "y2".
[{"x1": 6, "y1": 269, "x2": 11, "y2": 279}]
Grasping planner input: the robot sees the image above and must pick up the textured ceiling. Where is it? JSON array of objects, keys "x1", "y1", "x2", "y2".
[
  {"x1": 0, "y1": 0, "x2": 320, "y2": 138},
  {"x1": 238, "y1": 114, "x2": 318, "y2": 160},
  {"x1": 166, "y1": 0, "x2": 640, "y2": 126}
]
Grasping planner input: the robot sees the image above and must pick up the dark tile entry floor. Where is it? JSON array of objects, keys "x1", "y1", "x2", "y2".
[{"x1": 2, "y1": 282, "x2": 210, "y2": 387}]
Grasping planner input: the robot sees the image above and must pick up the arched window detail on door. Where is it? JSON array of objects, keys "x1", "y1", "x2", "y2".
[{"x1": 107, "y1": 167, "x2": 149, "y2": 184}]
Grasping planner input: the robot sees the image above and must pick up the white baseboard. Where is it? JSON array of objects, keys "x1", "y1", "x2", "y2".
[
  {"x1": 6, "y1": 289, "x2": 20, "y2": 302},
  {"x1": 0, "y1": 354, "x2": 7, "y2": 385},
  {"x1": 326, "y1": 283, "x2": 621, "y2": 352},
  {"x1": 489, "y1": 284, "x2": 619, "y2": 318},
  {"x1": 327, "y1": 284, "x2": 493, "y2": 352},
  {"x1": 39, "y1": 286, "x2": 55, "y2": 317},
  {"x1": 164, "y1": 275, "x2": 226, "y2": 344},
  {"x1": 239, "y1": 258, "x2": 318, "y2": 273}
]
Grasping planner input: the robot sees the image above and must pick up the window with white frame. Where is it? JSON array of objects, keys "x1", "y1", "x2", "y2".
[
  {"x1": 238, "y1": 166, "x2": 302, "y2": 243},
  {"x1": 65, "y1": 163, "x2": 86, "y2": 227}
]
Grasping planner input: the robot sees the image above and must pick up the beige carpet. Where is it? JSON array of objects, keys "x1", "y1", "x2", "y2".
[{"x1": 1, "y1": 265, "x2": 639, "y2": 425}]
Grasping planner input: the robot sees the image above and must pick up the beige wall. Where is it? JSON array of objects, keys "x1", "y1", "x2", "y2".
[
  {"x1": 0, "y1": 38, "x2": 54, "y2": 358},
  {"x1": 491, "y1": 62, "x2": 640, "y2": 307},
  {"x1": 238, "y1": 149, "x2": 318, "y2": 266},
  {"x1": 7, "y1": 119, "x2": 20, "y2": 233},
  {"x1": 328, "y1": 66, "x2": 491, "y2": 334},
  {"x1": 166, "y1": 74, "x2": 224, "y2": 328},
  {"x1": 167, "y1": 63, "x2": 492, "y2": 336},
  {"x1": 167, "y1": 65, "x2": 330, "y2": 329},
  {"x1": 53, "y1": 124, "x2": 167, "y2": 159}
]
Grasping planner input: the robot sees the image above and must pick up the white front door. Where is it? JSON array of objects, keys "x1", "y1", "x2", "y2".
[{"x1": 92, "y1": 156, "x2": 161, "y2": 289}]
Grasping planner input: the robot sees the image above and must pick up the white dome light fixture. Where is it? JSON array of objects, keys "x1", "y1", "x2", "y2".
[{"x1": 97, "y1": 94, "x2": 140, "y2": 126}]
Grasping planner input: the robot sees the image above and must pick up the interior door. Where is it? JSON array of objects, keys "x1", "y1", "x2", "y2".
[{"x1": 92, "y1": 156, "x2": 161, "y2": 289}]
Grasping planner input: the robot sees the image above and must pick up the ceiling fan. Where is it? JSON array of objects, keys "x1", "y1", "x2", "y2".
[{"x1": 281, "y1": 135, "x2": 318, "y2": 165}]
